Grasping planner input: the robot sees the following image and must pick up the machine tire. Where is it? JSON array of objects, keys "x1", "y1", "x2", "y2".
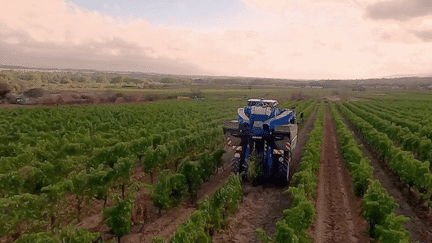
[
  {"x1": 276, "y1": 152, "x2": 290, "y2": 184},
  {"x1": 231, "y1": 157, "x2": 241, "y2": 174}
]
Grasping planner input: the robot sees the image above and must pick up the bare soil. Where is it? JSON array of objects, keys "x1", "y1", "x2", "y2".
[
  {"x1": 308, "y1": 105, "x2": 369, "y2": 243},
  {"x1": 211, "y1": 104, "x2": 320, "y2": 242},
  {"x1": 339, "y1": 106, "x2": 432, "y2": 243}
]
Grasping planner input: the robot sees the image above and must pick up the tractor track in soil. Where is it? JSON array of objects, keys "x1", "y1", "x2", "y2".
[
  {"x1": 308, "y1": 104, "x2": 369, "y2": 243},
  {"x1": 211, "y1": 104, "x2": 320, "y2": 243},
  {"x1": 339, "y1": 106, "x2": 432, "y2": 243}
]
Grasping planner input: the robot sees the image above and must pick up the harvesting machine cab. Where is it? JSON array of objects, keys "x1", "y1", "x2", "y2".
[{"x1": 223, "y1": 98, "x2": 297, "y2": 183}]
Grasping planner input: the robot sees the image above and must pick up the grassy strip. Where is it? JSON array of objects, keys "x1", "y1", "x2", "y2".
[
  {"x1": 330, "y1": 103, "x2": 410, "y2": 242},
  {"x1": 151, "y1": 174, "x2": 243, "y2": 243},
  {"x1": 256, "y1": 102, "x2": 323, "y2": 243}
]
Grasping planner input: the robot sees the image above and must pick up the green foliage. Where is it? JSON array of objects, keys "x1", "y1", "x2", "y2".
[
  {"x1": 0, "y1": 81, "x2": 11, "y2": 98},
  {"x1": 160, "y1": 77, "x2": 177, "y2": 83},
  {"x1": 0, "y1": 99, "x2": 241, "y2": 240},
  {"x1": 246, "y1": 154, "x2": 263, "y2": 182},
  {"x1": 350, "y1": 158, "x2": 373, "y2": 197},
  {"x1": 151, "y1": 236, "x2": 167, "y2": 243},
  {"x1": 178, "y1": 156, "x2": 203, "y2": 203},
  {"x1": 256, "y1": 228, "x2": 273, "y2": 243},
  {"x1": 164, "y1": 174, "x2": 242, "y2": 243},
  {"x1": 17, "y1": 228, "x2": 100, "y2": 243},
  {"x1": 376, "y1": 212, "x2": 410, "y2": 243},
  {"x1": 169, "y1": 210, "x2": 211, "y2": 243},
  {"x1": 110, "y1": 76, "x2": 123, "y2": 84},
  {"x1": 362, "y1": 180, "x2": 398, "y2": 238},
  {"x1": 60, "y1": 76, "x2": 70, "y2": 84},
  {"x1": 332, "y1": 103, "x2": 411, "y2": 242},
  {"x1": 261, "y1": 103, "x2": 323, "y2": 243},
  {"x1": 152, "y1": 170, "x2": 187, "y2": 211},
  {"x1": 290, "y1": 103, "x2": 323, "y2": 198},
  {"x1": 273, "y1": 187, "x2": 315, "y2": 243},
  {"x1": 103, "y1": 195, "x2": 133, "y2": 241},
  {"x1": 329, "y1": 104, "x2": 373, "y2": 197},
  {"x1": 212, "y1": 147, "x2": 226, "y2": 169},
  {"x1": 197, "y1": 151, "x2": 214, "y2": 181},
  {"x1": 95, "y1": 75, "x2": 107, "y2": 83},
  {"x1": 0, "y1": 193, "x2": 46, "y2": 238},
  {"x1": 124, "y1": 77, "x2": 143, "y2": 84}
]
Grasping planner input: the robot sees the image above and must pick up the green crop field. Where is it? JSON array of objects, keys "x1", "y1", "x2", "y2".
[{"x1": 1, "y1": 88, "x2": 432, "y2": 243}]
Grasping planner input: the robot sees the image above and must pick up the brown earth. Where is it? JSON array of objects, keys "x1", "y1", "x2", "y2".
[
  {"x1": 339, "y1": 105, "x2": 432, "y2": 243},
  {"x1": 211, "y1": 104, "x2": 320, "y2": 242},
  {"x1": 308, "y1": 105, "x2": 369, "y2": 243}
]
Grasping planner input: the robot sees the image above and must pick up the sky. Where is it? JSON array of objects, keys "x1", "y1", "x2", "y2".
[{"x1": 1, "y1": 0, "x2": 432, "y2": 79}]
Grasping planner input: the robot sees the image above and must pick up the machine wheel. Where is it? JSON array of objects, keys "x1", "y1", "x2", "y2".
[
  {"x1": 231, "y1": 157, "x2": 241, "y2": 174},
  {"x1": 276, "y1": 152, "x2": 291, "y2": 184}
]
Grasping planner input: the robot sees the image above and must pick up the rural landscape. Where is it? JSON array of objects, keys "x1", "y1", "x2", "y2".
[
  {"x1": 0, "y1": 67, "x2": 432, "y2": 243},
  {"x1": 2, "y1": 0, "x2": 432, "y2": 242}
]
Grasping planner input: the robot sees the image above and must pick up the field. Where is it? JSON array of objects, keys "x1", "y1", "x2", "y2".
[{"x1": 1, "y1": 88, "x2": 432, "y2": 243}]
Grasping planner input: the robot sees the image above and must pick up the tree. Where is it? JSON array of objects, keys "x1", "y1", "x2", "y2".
[
  {"x1": 124, "y1": 77, "x2": 143, "y2": 84},
  {"x1": 110, "y1": 76, "x2": 123, "y2": 84},
  {"x1": 95, "y1": 75, "x2": 108, "y2": 83},
  {"x1": 159, "y1": 77, "x2": 176, "y2": 83},
  {"x1": 0, "y1": 81, "x2": 11, "y2": 98},
  {"x1": 60, "y1": 76, "x2": 70, "y2": 84},
  {"x1": 78, "y1": 76, "x2": 88, "y2": 83}
]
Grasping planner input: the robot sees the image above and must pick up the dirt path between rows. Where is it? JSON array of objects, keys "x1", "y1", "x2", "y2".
[
  {"x1": 308, "y1": 104, "x2": 369, "y2": 243},
  {"x1": 211, "y1": 104, "x2": 320, "y2": 243},
  {"x1": 339, "y1": 105, "x2": 432, "y2": 243}
]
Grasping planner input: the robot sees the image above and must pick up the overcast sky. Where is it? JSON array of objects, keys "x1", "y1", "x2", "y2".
[{"x1": 1, "y1": 0, "x2": 431, "y2": 79}]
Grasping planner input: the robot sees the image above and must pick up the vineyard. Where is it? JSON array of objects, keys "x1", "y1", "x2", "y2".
[{"x1": 1, "y1": 91, "x2": 432, "y2": 243}]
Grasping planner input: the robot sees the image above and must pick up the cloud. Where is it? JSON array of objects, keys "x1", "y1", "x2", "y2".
[
  {"x1": 1, "y1": 0, "x2": 432, "y2": 79},
  {"x1": 1, "y1": 0, "x2": 314, "y2": 78},
  {"x1": 365, "y1": 0, "x2": 432, "y2": 21},
  {"x1": 0, "y1": 0, "x2": 215, "y2": 74},
  {"x1": 411, "y1": 30, "x2": 432, "y2": 42},
  {"x1": 240, "y1": 0, "x2": 291, "y2": 14}
]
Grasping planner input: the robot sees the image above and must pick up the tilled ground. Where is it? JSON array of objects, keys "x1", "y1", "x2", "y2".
[
  {"x1": 340, "y1": 106, "x2": 432, "y2": 243},
  {"x1": 308, "y1": 105, "x2": 369, "y2": 243},
  {"x1": 211, "y1": 105, "x2": 319, "y2": 242}
]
